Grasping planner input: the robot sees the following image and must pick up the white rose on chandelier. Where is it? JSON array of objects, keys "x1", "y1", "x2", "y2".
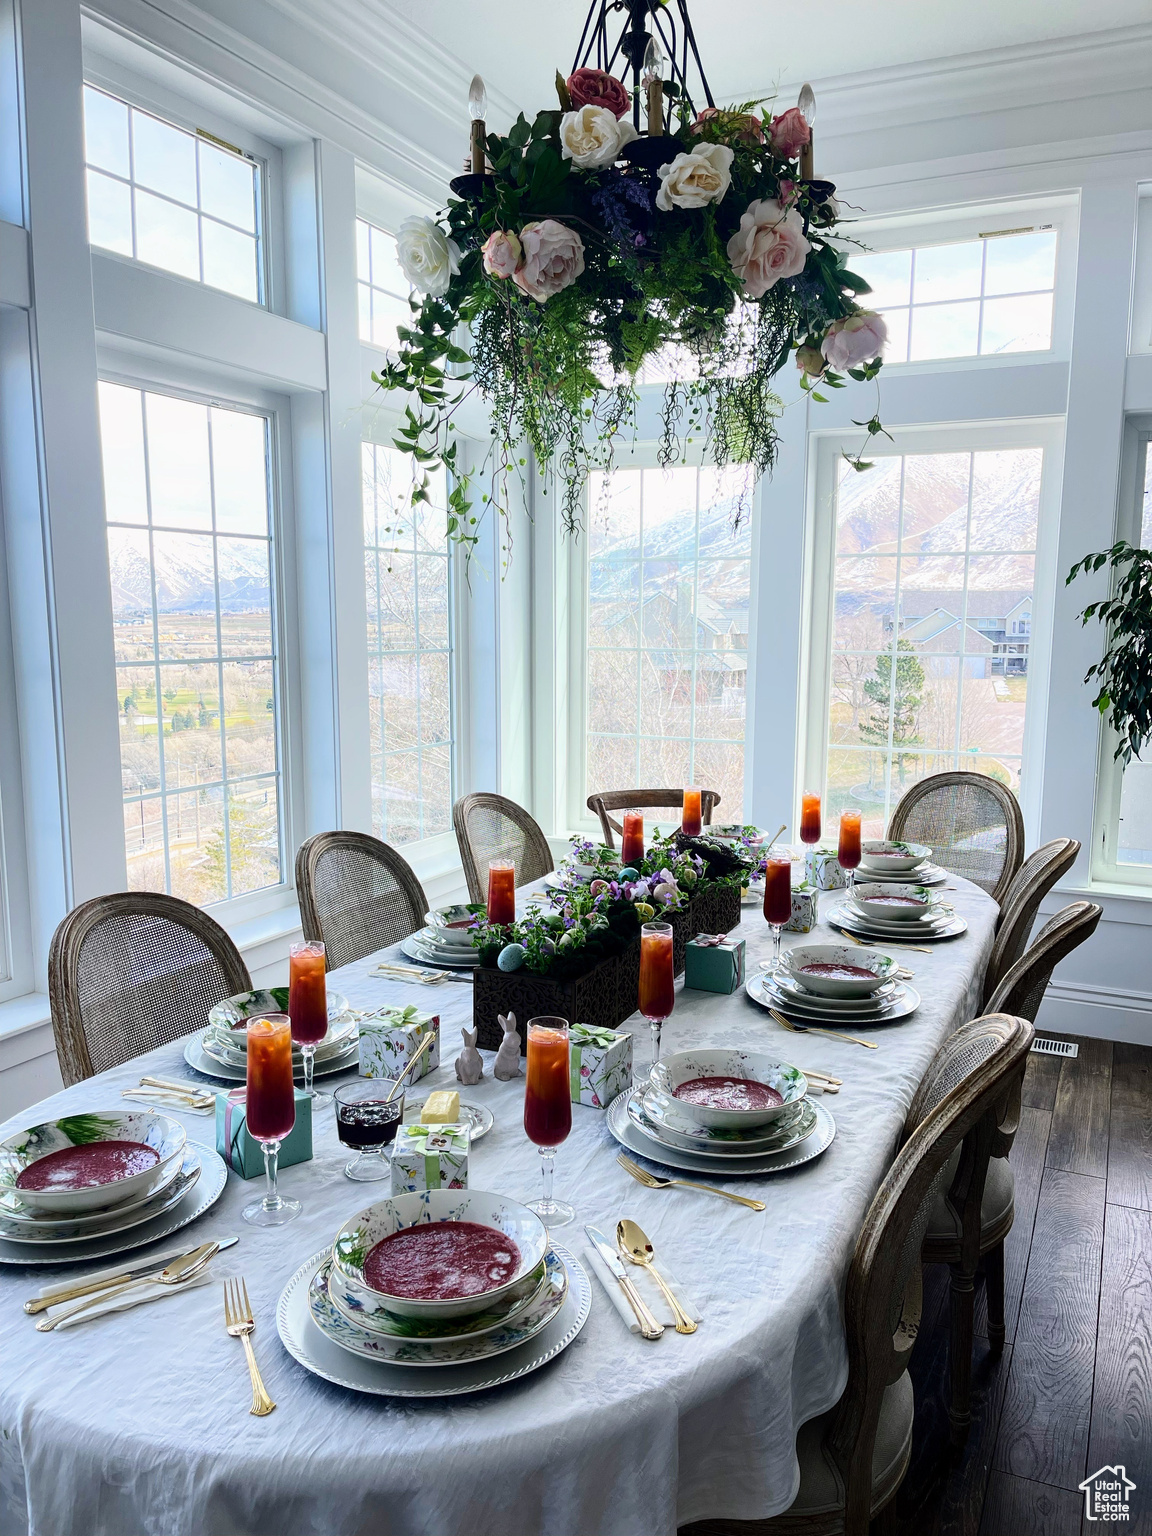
[
  {"x1": 726, "y1": 197, "x2": 810, "y2": 298},
  {"x1": 559, "y1": 104, "x2": 639, "y2": 169},
  {"x1": 513, "y1": 219, "x2": 586, "y2": 302},
  {"x1": 820, "y1": 311, "x2": 888, "y2": 370},
  {"x1": 655, "y1": 142, "x2": 734, "y2": 211},
  {"x1": 395, "y1": 216, "x2": 461, "y2": 297}
]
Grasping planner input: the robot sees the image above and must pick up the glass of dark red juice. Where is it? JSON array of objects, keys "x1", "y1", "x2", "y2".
[
  {"x1": 523, "y1": 1016, "x2": 574, "y2": 1227},
  {"x1": 333, "y1": 1080, "x2": 404, "y2": 1181}
]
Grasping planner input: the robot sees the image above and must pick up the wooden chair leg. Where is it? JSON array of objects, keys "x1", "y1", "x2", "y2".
[
  {"x1": 948, "y1": 1263, "x2": 975, "y2": 1446},
  {"x1": 985, "y1": 1239, "x2": 1006, "y2": 1355}
]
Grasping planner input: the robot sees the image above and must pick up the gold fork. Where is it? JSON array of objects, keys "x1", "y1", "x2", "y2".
[
  {"x1": 768, "y1": 1006, "x2": 878, "y2": 1050},
  {"x1": 224, "y1": 1277, "x2": 276, "y2": 1416},
  {"x1": 617, "y1": 1154, "x2": 766, "y2": 1211}
]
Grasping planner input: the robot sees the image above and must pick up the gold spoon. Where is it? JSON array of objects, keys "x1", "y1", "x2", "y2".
[
  {"x1": 767, "y1": 1005, "x2": 878, "y2": 1050},
  {"x1": 617, "y1": 1218, "x2": 697, "y2": 1335},
  {"x1": 384, "y1": 1032, "x2": 434, "y2": 1103}
]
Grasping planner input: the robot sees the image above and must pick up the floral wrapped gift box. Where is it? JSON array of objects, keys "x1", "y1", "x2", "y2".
[
  {"x1": 569, "y1": 1022, "x2": 633, "y2": 1109},
  {"x1": 783, "y1": 882, "x2": 819, "y2": 933},
  {"x1": 358, "y1": 1005, "x2": 440, "y2": 1082},
  {"x1": 804, "y1": 846, "x2": 846, "y2": 891},
  {"x1": 390, "y1": 1124, "x2": 469, "y2": 1194}
]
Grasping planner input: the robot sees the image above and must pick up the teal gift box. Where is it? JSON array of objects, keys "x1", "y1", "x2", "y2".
[
  {"x1": 784, "y1": 882, "x2": 819, "y2": 933},
  {"x1": 214, "y1": 1088, "x2": 313, "y2": 1179},
  {"x1": 684, "y1": 933, "x2": 747, "y2": 994},
  {"x1": 569, "y1": 1022, "x2": 632, "y2": 1109}
]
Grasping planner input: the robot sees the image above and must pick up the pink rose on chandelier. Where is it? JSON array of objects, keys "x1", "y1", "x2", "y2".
[
  {"x1": 726, "y1": 198, "x2": 811, "y2": 298},
  {"x1": 690, "y1": 106, "x2": 764, "y2": 144},
  {"x1": 513, "y1": 220, "x2": 586, "y2": 302},
  {"x1": 768, "y1": 107, "x2": 811, "y2": 160},
  {"x1": 820, "y1": 312, "x2": 889, "y2": 370},
  {"x1": 481, "y1": 230, "x2": 523, "y2": 280},
  {"x1": 566, "y1": 67, "x2": 631, "y2": 119}
]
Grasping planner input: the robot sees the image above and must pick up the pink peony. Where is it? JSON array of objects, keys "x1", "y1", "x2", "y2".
[
  {"x1": 769, "y1": 107, "x2": 811, "y2": 160},
  {"x1": 726, "y1": 198, "x2": 811, "y2": 298},
  {"x1": 796, "y1": 344, "x2": 826, "y2": 378},
  {"x1": 690, "y1": 106, "x2": 764, "y2": 144},
  {"x1": 820, "y1": 312, "x2": 888, "y2": 370},
  {"x1": 512, "y1": 219, "x2": 585, "y2": 302},
  {"x1": 566, "y1": 68, "x2": 630, "y2": 119},
  {"x1": 481, "y1": 230, "x2": 522, "y2": 280}
]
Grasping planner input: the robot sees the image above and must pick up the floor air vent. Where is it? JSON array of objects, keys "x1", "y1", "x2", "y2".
[{"x1": 1031, "y1": 1037, "x2": 1078, "y2": 1059}]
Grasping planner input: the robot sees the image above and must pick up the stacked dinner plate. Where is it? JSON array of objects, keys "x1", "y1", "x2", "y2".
[
  {"x1": 828, "y1": 877, "x2": 968, "y2": 943},
  {"x1": 0, "y1": 1109, "x2": 227, "y2": 1266},
  {"x1": 187, "y1": 988, "x2": 360, "y2": 1082},
  {"x1": 400, "y1": 925, "x2": 481, "y2": 969},
  {"x1": 855, "y1": 839, "x2": 949, "y2": 887},
  {"x1": 606, "y1": 1047, "x2": 836, "y2": 1177},
  {"x1": 748, "y1": 942, "x2": 921, "y2": 1025},
  {"x1": 276, "y1": 1189, "x2": 591, "y2": 1398}
]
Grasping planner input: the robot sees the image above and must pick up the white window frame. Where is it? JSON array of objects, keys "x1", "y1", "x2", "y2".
[
  {"x1": 844, "y1": 194, "x2": 1079, "y2": 376},
  {"x1": 97, "y1": 349, "x2": 305, "y2": 926},
  {"x1": 801, "y1": 418, "x2": 1065, "y2": 841},
  {"x1": 1091, "y1": 413, "x2": 1152, "y2": 889},
  {"x1": 81, "y1": 51, "x2": 283, "y2": 314}
]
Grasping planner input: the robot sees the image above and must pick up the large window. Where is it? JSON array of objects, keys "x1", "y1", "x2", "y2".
[
  {"x1": 585, "y1": 464, "x2": 753, "y2": 816},
  {"x1": 99, "y1": 382, "x2": 283, "y2": 903},
  {"x1": 853, "y1": 229, "x2": 1057, "y2": 363},
  {"x1": 362, "y1": 444, "x2": 454, "y2": 843},
  {"x1": 83, "y1": 85, "x2": 262, "y2": 302},
  {"x1": 821, "y1": 447, "x2": 1043, "y2": 838},
  {"x1": 1109, "y1": 430, "x2": 1152, "y2": 871},
  {"x1": 357, "y1": 218, "x2": 411, "y2": 352}
]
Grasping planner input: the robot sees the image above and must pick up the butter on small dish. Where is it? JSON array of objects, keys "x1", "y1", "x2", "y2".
[{"x1": 420, "y1": 1090, "x2": 460, "y2": 1125}]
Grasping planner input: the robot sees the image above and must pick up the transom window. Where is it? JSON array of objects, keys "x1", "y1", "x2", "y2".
[
  {"x1": 357, "y1": 218, "x2": 411, "y2": 352},
  {"x1": 83, "y1": 85, "x2": 262, "y2": 303},
  {"x1": 99, "y1": 382, "x2": 283, "y2": 903},
  {"x1": 585, "y1": 465, "x2": 753, "y2": 818},
  {"x1": 362, "y1": 444, "x2": 454, "y2": 843},
  {"x1": 853, "y1": 229, "x2": 1057, "y2": 363},
  {"x1": 823, "y1": 448, "x2": 1043, "y2": 838}
]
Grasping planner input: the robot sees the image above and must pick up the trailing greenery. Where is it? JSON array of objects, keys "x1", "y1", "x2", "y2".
[
  {"x1": 375, "y1": 77, "x2": 887, "y2": 558},
  {"x1": 1067, "y1": 540, "x2": 1152, "y2": 764}
]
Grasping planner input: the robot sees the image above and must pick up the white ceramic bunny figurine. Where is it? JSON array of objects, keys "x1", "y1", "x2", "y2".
[
  {"x1": 493, "y1": 1012, "x2": 522, "y2": 1080},
  {"x1": 455, "y1": 1026, "x2": 484, "y2": 1086}
]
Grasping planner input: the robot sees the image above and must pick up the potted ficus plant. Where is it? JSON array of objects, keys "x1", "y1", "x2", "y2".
[{"x1": 1067, "y1": 539, "x2": 1152, "y2": 765}]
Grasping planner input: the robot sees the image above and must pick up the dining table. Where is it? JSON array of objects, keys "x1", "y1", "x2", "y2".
[{"x1": 0, "y1": 875, "x2": 999, "y2": 1536}]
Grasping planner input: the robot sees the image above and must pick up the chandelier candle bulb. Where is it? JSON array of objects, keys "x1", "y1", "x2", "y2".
[
  {"x1": 642, "y1": 35, "x2": 665, "y2": 133},
  {"x1": 468, "y1": 74, "x2": 487, "y2": 174},
  {"x1": 681, "y1": 787, "x2": 703, "y2": 837},
  {"x1": 798, "y1": 83, "x2": 816, "y2": 179}
]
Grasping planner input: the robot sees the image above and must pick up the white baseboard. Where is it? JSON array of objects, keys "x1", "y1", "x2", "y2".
[{"x1": 1036, "y1": 979, "x2": 1152, "y2": 1046}]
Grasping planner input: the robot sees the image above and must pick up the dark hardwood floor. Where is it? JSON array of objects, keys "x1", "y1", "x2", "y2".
[{"x1": 876, "y1": 1032, "x2": 1152, "y2": 1536}]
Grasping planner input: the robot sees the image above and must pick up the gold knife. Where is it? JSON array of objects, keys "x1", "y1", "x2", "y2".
[
  {"x1": 35, "y1": 1242, "x2": 221, "y2": 1330},
  {"x1": 25, "y1": 1235, "x2": 236, "y2": 1314}
]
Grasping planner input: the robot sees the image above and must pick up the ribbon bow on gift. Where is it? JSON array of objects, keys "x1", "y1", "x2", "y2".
[
  {"x1": 570, "y1": 1023, "x2": 622, "y2": 1048},
  {"x1": 694, "y1": 933, "x2": 729, "y2": 947},
  {"x1": 402, "y1": 1123, "x2": 463, "y2": 1142}
]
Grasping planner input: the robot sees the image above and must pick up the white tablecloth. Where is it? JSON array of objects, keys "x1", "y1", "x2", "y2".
[{"x1": 0, "y1": 880, "x2": 997, "y2": 1536}]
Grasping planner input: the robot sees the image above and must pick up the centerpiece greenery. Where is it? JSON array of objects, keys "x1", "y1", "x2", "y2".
[{"x1": 378, "y1": 66, "x2": 887, "y2": 555}]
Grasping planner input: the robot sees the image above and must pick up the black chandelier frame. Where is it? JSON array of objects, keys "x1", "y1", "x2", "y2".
[{"x1": 571, "y1": 0, "x2": 716, "y2": 129}]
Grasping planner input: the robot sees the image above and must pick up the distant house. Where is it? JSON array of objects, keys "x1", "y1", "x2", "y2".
[
  {"x1": 596, "y1": 586, "x2": 748, "y2": 706},
  {"x1": 879, "y1": 589, "x2": 1032, "y2": 676}
]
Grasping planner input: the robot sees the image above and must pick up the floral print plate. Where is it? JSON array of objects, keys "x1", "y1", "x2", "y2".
[{"x1": 629, "y1": 1089, "x2": 818, "y2": 1157}]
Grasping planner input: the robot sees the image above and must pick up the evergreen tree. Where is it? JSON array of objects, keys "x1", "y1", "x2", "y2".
[{"x1": 859, "y1": 639, "x2": 925, "y2": 786}]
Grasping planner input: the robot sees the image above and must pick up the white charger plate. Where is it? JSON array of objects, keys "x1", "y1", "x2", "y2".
[
  {"x1": 607, "y1": 1090, "x2": 835, "y2": 1176},
  {"x1": 747, "y1": 971, "x2": 921, "y2": 1024},
  {"x1": 184, "y1": 1033, "x2": 360, "y2": 1083},
  {"x1": 399, "y1": 932, "x2": 480, "y2": 969},
  {"x1": 628, "y1": 1090, "x2": 818, "y2": 1158},
  {"x1": 0, "y1": 1142, "x2": 227, "y2": 1265},
  {"x1": 829, "y1": 906, "x2": 968, "y2": 942},
  {"x1": 770, "y1": 970, "x2": 899, "y2": 1011},
  {"x1": 855, "y1": 862, "x2": 947, "y2": 886},
  {"x1": 278, "y1": 1244, "x2": 591, "y2": 1398}
]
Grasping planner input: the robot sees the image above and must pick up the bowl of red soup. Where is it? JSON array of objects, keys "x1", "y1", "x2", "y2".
[
  {"x1": 858, "y1": 840, "x2": 932, "y2": 874},
  {"x1": 852, "y1": 883, "x2": 940, "y2": 922},
  {"x1": 649, "y1": 1049, "x2": 807, "y2": 1130},
  {"x1": 331, "y1": 1191, "x2": 550, "y2": 1322},
  {"x1": 424, "y1": 905, "x2": 481, "y2": 949},
  {"x1": 0, "y1": 1109, "x2": 187, "y2": 1215},
  {"x1": 779, "y1": 943, "x2": 898, "y2": 998}
]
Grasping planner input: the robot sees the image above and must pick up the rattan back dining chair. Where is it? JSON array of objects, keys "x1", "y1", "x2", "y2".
[
  {"x1": 48, "y1": 892, "x2": 252, "y2": 1087},
  {"x1": 888, "y1": 770, "x2": 1024, "y2": 905},
  {"x1": 586, "y1": 787, "x2": 722, "y2": 849},
  {"x1": 295, "y1": 831, "x2": 429, "y2": 971},
  {"x1": 980, "y1": 837, "x2": 1080, "y2": 1006},
  {"x1": 904, "y1": 1013, "x2": 1035, "y2": 1444},
  {"x1": 452, "y1": 793, "x2": 554, "y2": 904},
  {"x1": 985, "y1": 900, "x2": 1102, "y2": 1022},
  {"x1": 682, "y1": 1013, "x2": 1032, "y2": 1536}
]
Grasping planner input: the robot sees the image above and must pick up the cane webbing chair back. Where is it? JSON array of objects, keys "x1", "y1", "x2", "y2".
[
  {"x1": 985, "y1": 901, "x2": 1102, "y2": 1024},
  {"x1": 295, "y1": 831, "x2": 429, "y2": 970},
  {"x1": 586, "y1": 788, "x2": 722, "y2": 849},
  {"x1": 452, "y1": 793, "x2": 554, "y2": 904},
  {"x1": 684, "y1": 1013, "x2": 1032, "y2": 1536},
  {"x1": 888, "y1": 771, "x2": 1024, "y2": 905},
  {"x1": 49, "y1": 893, "x2": 251, "y2": 1086},
  {"x1": 981, "y1": 838, "x2": 1080, "y2": 1006}
]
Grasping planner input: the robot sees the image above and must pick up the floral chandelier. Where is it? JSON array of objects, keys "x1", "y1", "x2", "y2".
[{"x1": 378, "y1": 0, "x2": 888, "y2": 555}]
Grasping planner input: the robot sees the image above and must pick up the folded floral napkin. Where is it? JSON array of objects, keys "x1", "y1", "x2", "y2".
[{"x1": 584, "y1": 1244, "x2": 701, "y2": 1335}]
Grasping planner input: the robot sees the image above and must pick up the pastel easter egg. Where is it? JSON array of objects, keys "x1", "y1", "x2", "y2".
[{"x1": 497, "y1": 943, "x2": 526, "y2": 972}]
